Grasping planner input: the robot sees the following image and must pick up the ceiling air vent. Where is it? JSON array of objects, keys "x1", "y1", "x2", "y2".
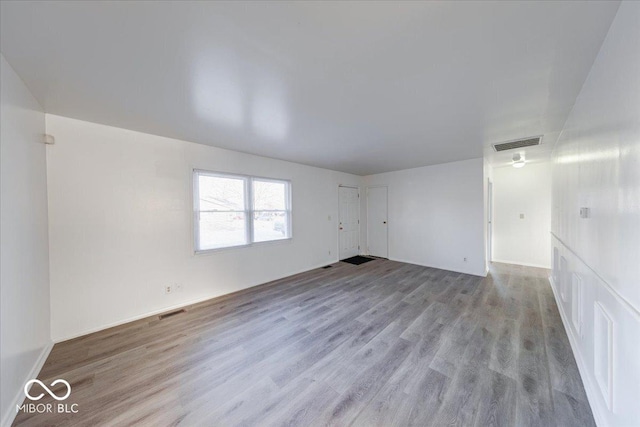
[{"x1": 492, "y1": 136, "x2": 542, "y2": 152}]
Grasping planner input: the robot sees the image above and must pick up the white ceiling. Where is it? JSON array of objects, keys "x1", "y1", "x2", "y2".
[{"x1": 0, "y1": 1, "x2": 620, "y2": 175}]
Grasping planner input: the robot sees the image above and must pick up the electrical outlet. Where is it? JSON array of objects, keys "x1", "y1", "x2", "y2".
[
  {"x1": 165, "y1": 285, "x2": 172, "y2": 294},
  {"x1": 463, "y1": 257, "x2": 467, "y2": 262}
]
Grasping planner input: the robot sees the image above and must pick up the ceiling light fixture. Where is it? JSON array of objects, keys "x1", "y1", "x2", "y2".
[{"x1": 512, "y1": 153, "x2": 526, "y2": 168}]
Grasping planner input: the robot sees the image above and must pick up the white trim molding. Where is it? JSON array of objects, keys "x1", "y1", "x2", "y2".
[
  {"x1": 549, "y1": 275, "x2": 608, "y2": 427},
  {"x1": 53, "y1": 261, "x2": 333, "y2": 343},
  {"x1": 550, "y1": 233, "x2": 640, "y2": 427},
  {"x1": 1, "y1": 342, "x2": 54, "y2": 427}
]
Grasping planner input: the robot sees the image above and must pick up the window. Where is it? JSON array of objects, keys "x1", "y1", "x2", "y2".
[
  {"x1": 194, "y1": 170, "x2": 291, "y2": 252},
  {"x1": 252, "y1": 179, "x2": 290, "y2": 243}
]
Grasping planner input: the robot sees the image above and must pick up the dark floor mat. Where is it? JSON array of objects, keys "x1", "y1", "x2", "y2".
[{"x1": 341, "y1": 256, "x2": 375, "y2": 265}]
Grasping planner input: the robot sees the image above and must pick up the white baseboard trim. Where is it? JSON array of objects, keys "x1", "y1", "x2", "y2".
[
  {"x1": 54, "y1": 295, "x2": 225, "y2": 343},
  {"x1": 491, "y1": 259, "x2": 551, "y2": 269},
  {"x1": 1, "y1": 341, "x2": 54, "y2": 427},
  {"x1": 548, "y1": 276, "x2": 607, "y2": 427},
  {"x1": 53, "y1": 261, "x2": 334, "y2": 343},
  {"x1": 389, "y1": 257, "x2": 487, "y2": 277}
]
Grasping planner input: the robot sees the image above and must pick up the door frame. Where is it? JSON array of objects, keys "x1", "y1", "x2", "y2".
[
  {"x1": 366, "y1": 185, "x2": 388, "y2": 258},
  {"x1": 487, "y1": 179, "x2": 493, "y2": 267},
  {"x1": 337, "y1": 185, "x2": 360, "y2": 260}
]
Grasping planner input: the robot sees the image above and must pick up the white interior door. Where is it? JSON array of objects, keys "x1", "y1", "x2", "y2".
[
  {"x1": 487, "y1": 180, "x2": 493, "y2": 265},
  {"x1": 367, "y1": 186, "x2": 388, "y2": 258},
  {"x1": 339, "y1": 186, "x2": 360, "y2": 259}
]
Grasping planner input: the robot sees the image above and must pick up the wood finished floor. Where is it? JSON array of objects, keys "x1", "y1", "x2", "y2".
[{"x1": 13, "y1": 259, "x2": 594, "y2": 427}]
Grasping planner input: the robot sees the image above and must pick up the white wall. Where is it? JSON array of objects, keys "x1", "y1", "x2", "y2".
[
  {"x1": 0, "y1": 54, "x2": 52, "y2": 427},
  {"x1": 46, "y1": 115, "x2": 363, "y2": 341},
  {"x1": 492, "y1": 162, "x2": 551, "y2": 268},
  {"x1": 363, "y1": 158, "x2": 486, "y2": 276},
  {"x1": 550, "y1": 2, "x2": 640, "y2": 426}
]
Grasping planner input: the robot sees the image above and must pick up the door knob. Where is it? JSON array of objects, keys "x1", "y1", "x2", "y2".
[
  {"x1": 383, "y1": 221, "x2": 387, "y2": 224},
  {"x1": 339, "y1": 227, "x2": 343, "y2": 230}
]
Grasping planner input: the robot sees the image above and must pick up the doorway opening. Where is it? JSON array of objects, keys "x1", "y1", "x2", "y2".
[{"x1": 487, "y1": 179, "x2": 493, "y2": 268}]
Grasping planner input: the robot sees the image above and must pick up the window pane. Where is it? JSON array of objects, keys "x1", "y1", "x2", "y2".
[
  {"x1": 253, "y1": 211, "x2": 289, "y2": 242},
  {"x1": 198, "y1": 212, "x2": 247, "y2": 250},
  {"x1": 199, "y1": 175, "x2": 245, "y2": 211},
  {"x1": 253, "y1": 180, "x2": 286, "y2": 210}
]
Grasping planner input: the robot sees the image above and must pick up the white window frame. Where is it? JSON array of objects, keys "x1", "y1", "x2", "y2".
[{"x1": 193, "y1": 169, "x2": 292, "y2": 253}]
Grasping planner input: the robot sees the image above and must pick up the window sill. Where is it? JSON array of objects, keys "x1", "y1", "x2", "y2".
[{"x1": 194, "y1": 237, "x2": 293, "y2": 256}]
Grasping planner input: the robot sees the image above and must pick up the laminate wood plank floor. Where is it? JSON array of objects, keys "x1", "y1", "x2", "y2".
[{"x1": 13, "y1": 259, "x2": 594, "y2": 427}]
